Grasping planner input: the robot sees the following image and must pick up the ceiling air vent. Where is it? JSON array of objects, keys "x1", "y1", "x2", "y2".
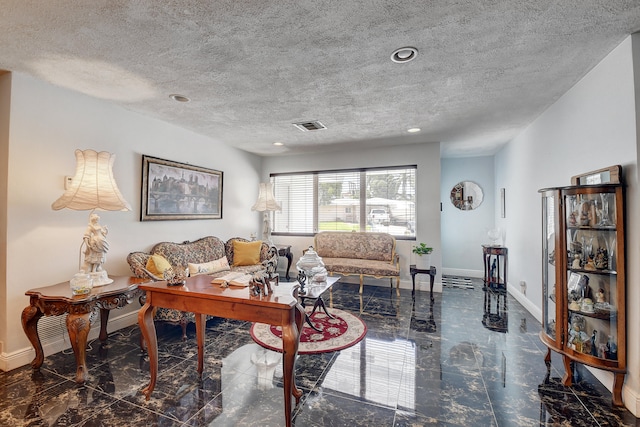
[{"x1": 293, "y1": 121, "x2": 326, "y2": 132}]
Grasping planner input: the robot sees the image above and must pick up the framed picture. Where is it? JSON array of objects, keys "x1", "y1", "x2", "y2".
[
  {"x1": 141, "y1": 155, "x2": 223, "y2": 221},
  {"x1": 500, "y1": 188, "x2": 506, "y2": 218}
]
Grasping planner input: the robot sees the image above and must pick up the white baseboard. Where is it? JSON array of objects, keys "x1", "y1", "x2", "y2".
[
  {"x1": 507, "y1": 282, "x2": 542, "y2": 323},
  {"x1": 0, "y1": 310, "x2": 139, "y2": 372},
  {"x1": 629, "y1": 386, "x2": 640, "y2": 417}
]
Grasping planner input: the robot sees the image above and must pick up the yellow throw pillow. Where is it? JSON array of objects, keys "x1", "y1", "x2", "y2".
[
  {"x1": 188, "y1": 256, "x2": 231, "y2": 276},
  {"x1": 233, "y1": 240, "x2": 262, "y2": 266},
  {"x1": 146, "y1": 254, "x2": 172, "y2": 277}
]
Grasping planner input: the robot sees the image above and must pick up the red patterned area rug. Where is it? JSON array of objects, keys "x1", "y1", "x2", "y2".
[{"x1": 250, "y1": 308, "x2": 367, "y2": 355}]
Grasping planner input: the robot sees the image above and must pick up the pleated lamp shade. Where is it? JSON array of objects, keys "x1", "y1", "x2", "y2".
[
  {"x1": 251, "y1": 182, "x2": 281, "y2": 212},
  {"x1": 52, "y1": 149, "x2": 131, "y2": 212}
]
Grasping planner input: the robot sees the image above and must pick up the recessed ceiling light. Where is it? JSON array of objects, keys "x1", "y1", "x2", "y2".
[
  {"x1": 391, "y1": 47, "x2": 418, "y2": 63},
  {"x1": 407, "y1": 127, "x2": 421, "y2": 133},
  {"x1": 169, "y1": 94, "x2": 190, "y2": 102},
  {"x1": 273, "y1": 142, "x2": 284, "y2": 146}
]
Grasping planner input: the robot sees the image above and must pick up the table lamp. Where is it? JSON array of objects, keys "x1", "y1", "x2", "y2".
[
  {"x1": 52, "y1": 149, "x2": 131, "y2": 286},
  {"x1": 251, "y1": 182, "x2": 281, "y2": 243}
]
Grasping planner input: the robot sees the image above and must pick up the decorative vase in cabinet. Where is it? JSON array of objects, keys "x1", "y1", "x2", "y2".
[{"x1": 539, "y1": 165, "x2": 626, "y2": 406}]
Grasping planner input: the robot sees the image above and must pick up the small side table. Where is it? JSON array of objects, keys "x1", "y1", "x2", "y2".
[
  {"x1": 482, "y1": 245, "x2": 508, "y2": 292},
  {"x1": 298, "y1": 276, "x2": 340, "y2": 332},
  {"x1": 410, "y1": 265, "x2": 437, "y2": 300},
  {"x1": 21, "y1": 276, "x2": 145, "y2": 383},
  {"x1": 276, "y1": 244, "x2": 293, "y2": 280}
]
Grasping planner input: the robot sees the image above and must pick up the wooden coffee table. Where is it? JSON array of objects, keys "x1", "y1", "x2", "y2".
[
  {"x1": 138, "y1": 275, "x2": 304, "y2": 427},
  {"x1": 21, "y1": 276, "x2": 145, "y2": 383}
]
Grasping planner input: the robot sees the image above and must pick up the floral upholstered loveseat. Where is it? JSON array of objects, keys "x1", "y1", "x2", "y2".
[
  {"x1": 127, "y1": 236, "x2": 274, "y2": 340},
  {"x1": 313, "y1": 231, "x2": 400, "y2": 294}
]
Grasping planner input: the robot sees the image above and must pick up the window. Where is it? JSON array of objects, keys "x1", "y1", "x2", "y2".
[{"x1": 271, "y1": 166, "x2": 416, "y2": 238}]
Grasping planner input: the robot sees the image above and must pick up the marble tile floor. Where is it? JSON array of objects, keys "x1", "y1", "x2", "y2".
[{"x1": 2, "y1": 278, "x2": 638, "y2": 426}]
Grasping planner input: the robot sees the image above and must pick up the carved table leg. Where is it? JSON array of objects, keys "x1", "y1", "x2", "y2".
[
  {"x1": 99, "y1": 308, "x2": 110, "y2": 342},
  {"x1": 66, "y1": 312, "x2": 91, "y2": 383},
  {"x1": 179, "y1": 317, "x2": 188, "y2": 341},
  {"x1": 21, "y1": 305, "x2": 44, "y2": 369},
  {"x1": 301, "y1": 295, "x2": 335, "y2": 333},
  {"x1": 612, "y1": 372, "x2": 624, "y2": 406},
  {"x1": 292, "y1": 304, "x2": 304, "y2": 402},
  {"x1": 310, "y1": 296, "x2": 334, "y2": 319},
  {"x1": 542, "y1": 348, "x2": 552, "y2": 384},
  {"x1": 195, "y1": 313, "x2": 205, "y2": 377},
  {"x1": 429, "y1": 270, "x2": 435, "y2": 302},
  {"x1": 138, "y1": 301, "x2": 157, "y2": 400},
  {"x1": 304, "y1": 312, "x2": 323, "y2": 333},
  {"x1": 281, "y1": 304, "x2": 303, "y2": 427},
  {"x1": 411, "y1": 273, "x2": 417, "y2": 294},
  {"x1": 561, "y1": 354, "x2": 573, "y2": 386},
  {"x1": 138, "y1": 293, "x2": 147, "y2": 351},
  {"x1": 284, "y1": 251, "x2": 293, "y2": 281}
]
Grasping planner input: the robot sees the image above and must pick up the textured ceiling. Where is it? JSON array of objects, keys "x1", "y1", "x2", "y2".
[{"x1": 1, "y1": 1, "x2": 640, "y2": 157}]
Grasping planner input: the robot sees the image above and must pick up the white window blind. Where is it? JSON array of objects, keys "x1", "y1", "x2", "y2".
[
  {"x1": 272, "y1": 165, "x2": 416, "y2": 238},
  {"x1": 318, "y1": 171, "x2": 361, "y2": 232},
  {"x1": 272, "y1": 174, "x2": 315, "y2": 234}
]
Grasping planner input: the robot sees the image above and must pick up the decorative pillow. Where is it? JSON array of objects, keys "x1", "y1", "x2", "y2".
[
  {"x1": 146, "y1": 254, "x2": 172, "y2": 277},
  {"x1": 188, "y1": 256, "x2": 231, "y2": 276},
  {"x1": 233, "y1": 240, "x2": 262, "y2": 266}
]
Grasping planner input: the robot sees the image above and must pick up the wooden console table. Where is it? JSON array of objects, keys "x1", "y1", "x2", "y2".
[
  {"x1": 21, "y1": 276, "x2": 145, "y2": 383},
  {"x1": 138, "y1": 275, "x2": 304, "y2": 427}
]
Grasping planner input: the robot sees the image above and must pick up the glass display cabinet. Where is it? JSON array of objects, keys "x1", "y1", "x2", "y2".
[{"x1": 539, "y1": 165, "x2": 626, "y2": 406}]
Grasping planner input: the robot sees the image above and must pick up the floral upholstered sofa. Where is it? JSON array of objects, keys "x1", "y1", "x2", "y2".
[
  {"x1": 127, "y1": 236, "x2": 275, "y2": 339},
  {"x1": 313, "y1": 231, "x2": 400, "y2": 294}
]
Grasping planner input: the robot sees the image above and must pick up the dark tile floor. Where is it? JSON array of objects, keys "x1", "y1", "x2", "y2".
[{"x1": 2, "y1": 278, "x2": 638, "y2": 426}]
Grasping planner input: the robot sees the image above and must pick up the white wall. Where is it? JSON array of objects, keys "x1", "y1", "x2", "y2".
[
  {"x1": 262, "y1": 142, "x2": 442, "y2": 289},
  {"x1": 441, "y1": 156, "x2": 495, "y2": 277},
  {"x1": 495, "y1": 35, "x2": 640, "y2": 414},
  {"x1": 1, "y1": 73, "x2": 263, "y2": 366},
  {"x1": 0, "y1": 73, "x2": 10, "y2": 360}
]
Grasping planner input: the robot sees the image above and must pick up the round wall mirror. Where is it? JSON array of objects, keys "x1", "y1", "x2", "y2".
[{"x1": 450, "y1": 181, "x2": 483, "y2": 210}]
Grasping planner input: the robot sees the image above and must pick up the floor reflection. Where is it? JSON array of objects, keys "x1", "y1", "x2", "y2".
[
  {"x1": 410, "y1": 296, "x2": 436, "y2": 333},
  {"x1": 1, "y1": 277, "x2": 638, "y2": 426},
  {"x1": 482, "y1": 287, "x2": 508, "y2": 333}
]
